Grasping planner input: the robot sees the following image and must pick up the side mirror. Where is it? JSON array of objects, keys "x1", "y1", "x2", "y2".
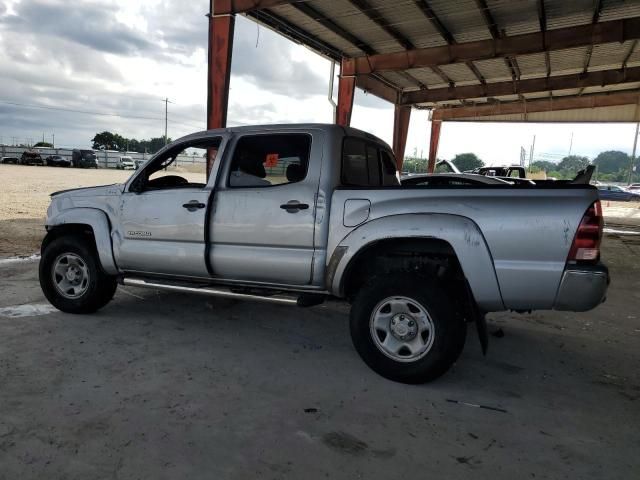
[{"x1": 129, "y1": 177, "x2": 144, "y2": 194}]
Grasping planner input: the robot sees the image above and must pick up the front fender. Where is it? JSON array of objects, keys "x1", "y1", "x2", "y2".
[
  {"x1": 47, "y1": 208, "x2": 118, "y2": 275},
  {"x1": 330, "y1": 214, "x2": 505, "y2": 312}
]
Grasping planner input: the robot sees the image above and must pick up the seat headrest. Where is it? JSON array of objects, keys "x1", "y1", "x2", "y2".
[{"x1": 286, "y1": 163, "x2": 305, "y2": 183}]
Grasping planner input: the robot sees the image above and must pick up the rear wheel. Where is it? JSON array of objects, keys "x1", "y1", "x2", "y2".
[
  {"x1": 350, "y1": 274, "x2": 466, "y2": 384},
  {"x1": 39, "y1": 235, "x2": 117, "y2": 314}
]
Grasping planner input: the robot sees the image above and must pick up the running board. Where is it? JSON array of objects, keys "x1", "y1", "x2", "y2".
[{"x1": 122, "y1": 277, "x2": 301, "y2": 306}]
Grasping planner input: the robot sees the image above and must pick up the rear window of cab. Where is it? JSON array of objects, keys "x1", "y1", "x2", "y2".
[{"x1": 341, "y1": 137, "x2": 398, "y2": 187}]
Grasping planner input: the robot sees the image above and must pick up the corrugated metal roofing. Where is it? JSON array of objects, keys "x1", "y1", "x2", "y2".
[
  {"x1": 250, "y1": 0, "x2": 640, "y2": 117},
  {"x1": 450, "y1": 104, "x2": 640, "y2": 122}
]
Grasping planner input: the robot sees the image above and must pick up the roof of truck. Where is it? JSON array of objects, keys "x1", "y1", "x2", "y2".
[{"x1": 168, "y1": 123, "x2": 391, "y2": 152}]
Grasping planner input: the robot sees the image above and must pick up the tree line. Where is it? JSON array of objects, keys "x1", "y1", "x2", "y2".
[
  {"x1": 403, "y1": 150, "x2": 639, "y2": 183},
  {"x1": 91, "y1": 131, "x2": 171, "y2": 154}
]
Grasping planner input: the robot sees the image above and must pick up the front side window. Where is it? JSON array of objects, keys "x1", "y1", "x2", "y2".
[
  {"x1": 228, "y1": 134, "x2": 311, "y2": 188},
  {"x1": 130, "y1": 137, "x2": 220, "y2": 192}
]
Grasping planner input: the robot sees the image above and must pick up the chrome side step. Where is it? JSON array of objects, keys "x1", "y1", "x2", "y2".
[{"x1": 122, "y1": 277, "x2": 299, "y2": 306}]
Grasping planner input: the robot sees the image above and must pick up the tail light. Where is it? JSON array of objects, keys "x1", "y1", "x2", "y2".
[{"x1": 567, "y1": 200, "x2": 603, "y2": 263}]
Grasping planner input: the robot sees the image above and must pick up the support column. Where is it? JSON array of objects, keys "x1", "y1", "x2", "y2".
[
  {"x1": 207, "y1": 0, "x2": 235, "y2": 175},
  {"x1": 336, "y1": 59, "x2": 356, "y2": 126},
  {"x1": 392, "y1": 105, "x2": 411, "y2": 171},
  {"x1": 427, "y1": 119, "x2": 442, "y2": 173}
]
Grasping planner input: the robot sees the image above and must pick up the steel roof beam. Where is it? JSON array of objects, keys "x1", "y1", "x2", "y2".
[
  {"x1": 431, "y1": 89, "x2": 640, "y2": 120},
  {"x1": 288, "y1": 1, "x2": 424, "y2": 90},
  {"x1": 341, "y1": 17, "x2": 640, "y2": 76},
  {"x1": 475, "y1": 0, "x2": 519, "y2": 81},
  {"x1": 401, "y1": 66, "x2": 640, "y2": 104},
  {"x1": 214, "y1": 0, "x2": 293, "y2": 15}
]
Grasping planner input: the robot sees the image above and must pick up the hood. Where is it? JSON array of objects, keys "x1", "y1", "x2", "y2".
[{"x1": 51, "y1": 184, "x2": 124, "y2": 198}]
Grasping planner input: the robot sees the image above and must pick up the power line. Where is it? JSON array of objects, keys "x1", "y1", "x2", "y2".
[{"x1": 0, "y1": 99, "x2": 165, "y2": 121}]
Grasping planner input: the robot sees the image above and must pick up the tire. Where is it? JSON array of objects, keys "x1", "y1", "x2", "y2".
[
  {"x1": 350, "y1": 274, "x2": 466, "y2": 384},
  {"x1": 39, "y1": 235, "x2": 117, "y2": 314}
]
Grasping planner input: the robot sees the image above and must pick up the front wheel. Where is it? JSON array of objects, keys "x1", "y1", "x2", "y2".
[
  {"x1": 39, "y1": 235, "x2": 117, "y2": 314},
  {"x1": 350, "y1": 274, "x2": 466, "y2": 384}
]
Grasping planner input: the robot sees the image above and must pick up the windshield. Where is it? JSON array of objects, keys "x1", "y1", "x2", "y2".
[{"x1": 81, "y1": 151, "x2": 96, "y2": 159}]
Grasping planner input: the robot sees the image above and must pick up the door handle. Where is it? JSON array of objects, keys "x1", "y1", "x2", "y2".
[
  {"x1": 182, "y1": 201, "x2": 206, "y2": 211},
  {"x1": 280, "y1": 201, "x2": 309, "y2": 213}
]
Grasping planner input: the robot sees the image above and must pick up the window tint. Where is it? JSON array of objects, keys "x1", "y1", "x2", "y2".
[
  {"x1": 342, "y1": 138, "x2": 369, "y2": 186},
  {"x1": 343, "y1": 138, "x2": 397, "y2": 187},
  {"x1": 379, "y1": 150, "x2": 399, "y2": 186},
  {"x1": 366, "y1": 145, "x2": 381, "y2": 186},
  {"x1": 228, "y1": 134, "x2": 310, "y2": 188}
]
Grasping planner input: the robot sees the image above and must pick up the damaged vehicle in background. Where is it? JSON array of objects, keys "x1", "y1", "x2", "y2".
[
  {"x1": 45, "y1": 155, "x2": 71, "y2": 167},
  {"x1": 71, "y1": 149, "x2": 98, "y2": 168},
  {"x1": 38, "y1": 124, "x2": 609, "y2": 384},
  {"x1": 20, "y1": 150, "x2": 44, "y2": 165}
]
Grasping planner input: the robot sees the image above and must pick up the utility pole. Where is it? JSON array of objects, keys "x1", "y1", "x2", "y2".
[
  {"x1": 528, "y1": 135, "x2": 536, "y2": 171},
  {"x1": 163, "y1": 97, "x2": 173, "y2": 146},
  {"x1": 629, "y1": 122, "x2": 639, "y2": 185},
  {"x1": 568, "y1": 131, "x2": 573, "y2": 156},
  {"x1": 52, "y1": 133, "x2": 55, "y2": 148}
]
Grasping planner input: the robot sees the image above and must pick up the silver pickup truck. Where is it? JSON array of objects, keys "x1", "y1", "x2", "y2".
[{"x1": 39, "y1": 124, "x2": 608, "y2": 383}]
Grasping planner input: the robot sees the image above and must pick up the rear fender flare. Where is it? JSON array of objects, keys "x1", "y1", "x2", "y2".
[{"x1": 330, "y1": 214, "x2": 504, "y2": 311}]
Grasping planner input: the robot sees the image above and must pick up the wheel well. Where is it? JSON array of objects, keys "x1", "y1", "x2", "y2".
[
  {"x1": 342, "y1": 238, "x2": 477, "y2": 320},
  {"x1": 42, "y1": 224, "x2": 96, "y2": 254}
]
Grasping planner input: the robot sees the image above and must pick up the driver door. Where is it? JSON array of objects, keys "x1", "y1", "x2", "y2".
[{"x1": 113, "y1": 135, "x2": 224, "y2": 277}]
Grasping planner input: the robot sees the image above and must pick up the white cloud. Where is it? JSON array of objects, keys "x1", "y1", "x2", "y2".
[{"x1": 0, "y1": 0, "x2": 637, "y2": 163}]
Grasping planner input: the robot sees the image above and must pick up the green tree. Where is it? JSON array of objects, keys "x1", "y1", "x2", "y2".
[
  {"x1": 91, "y1": 132, "x2": 170, "y2": 153},
  {"x1": 532, "y1": 160, "x2": 557, "y2": 172},
  {"x1": 92, "y1": 131, "x2": 118, "y2": 150},
  {"x1": 33, "y1": 141, "x2": 53, "y2": 148},
  {"x1": 593, "y1": 150, "x2": 630, "y2": 174},
  {"x1": 452, "y1": 153, "x2": 483, "y2": 171},
  {"x1": 557, "y1": 155, "x2": 590, "y2": 173}
]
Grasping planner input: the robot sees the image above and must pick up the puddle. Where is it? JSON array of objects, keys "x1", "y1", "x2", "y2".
[
  {"x1": 0, "y1": 303, "x2": 57, "y2": 318},
  {"x1": 0, "y1": 254, "x2": 41, "y2": 265}
]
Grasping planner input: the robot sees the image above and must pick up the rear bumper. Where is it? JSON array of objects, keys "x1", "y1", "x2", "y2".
[{"x1": 553, "y1": 263, "x2": 609, "y2": 312}]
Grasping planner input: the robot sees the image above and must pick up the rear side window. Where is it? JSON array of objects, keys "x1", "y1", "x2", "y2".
[
  {"x1": 379, "y1": 150, "x2": 399, "y2": 186},
  {"x1": 342, "y1": 138, "x2": 369, "y2": 186},
  {"x1": 228, "y1": 134, "x2": 311, "y2": 188},
  {"x1": 342, "y1": 138, "x2": 396, "y2": 187}
]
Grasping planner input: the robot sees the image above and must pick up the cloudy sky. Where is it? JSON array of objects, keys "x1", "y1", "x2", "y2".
[{"x1": 0, "y1": 0, "x2": 638, "y2": 164}]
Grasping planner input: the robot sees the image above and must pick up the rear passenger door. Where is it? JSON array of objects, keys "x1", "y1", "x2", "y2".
[{"x1": 209, "y1": 131, "x2": 322, "y2": 286}]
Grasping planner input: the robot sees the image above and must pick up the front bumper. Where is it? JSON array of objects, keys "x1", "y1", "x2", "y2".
[{"x1": 553, "y1": 263, "x2": 609, "y2": 312}]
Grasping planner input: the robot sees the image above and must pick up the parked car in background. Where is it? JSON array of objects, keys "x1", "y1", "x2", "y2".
[
  {"x1": 20, "y1": 150, "x2": 44, "y2": 165},
  {"x1": 627, "y1": 183, "x2": 640, "y2": 192},
  {"x1": 468, "y1": 165, "x2": 527, "y2": 179},
  {"x1": 45, "y1": 155, "x2": 71, "y2": 167},
  {"x1": 71, "y1": 149, "x2": 98, "y2": 168},
  {"x1": 1, "y1": 156, "x2": 19, "y2": 164},
  {"x1": 116, "y1": 156, "x2": 136, "y2": 170},
  {"x1": 597, "y1": 184, "x2": 640, "y2": 201}
]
